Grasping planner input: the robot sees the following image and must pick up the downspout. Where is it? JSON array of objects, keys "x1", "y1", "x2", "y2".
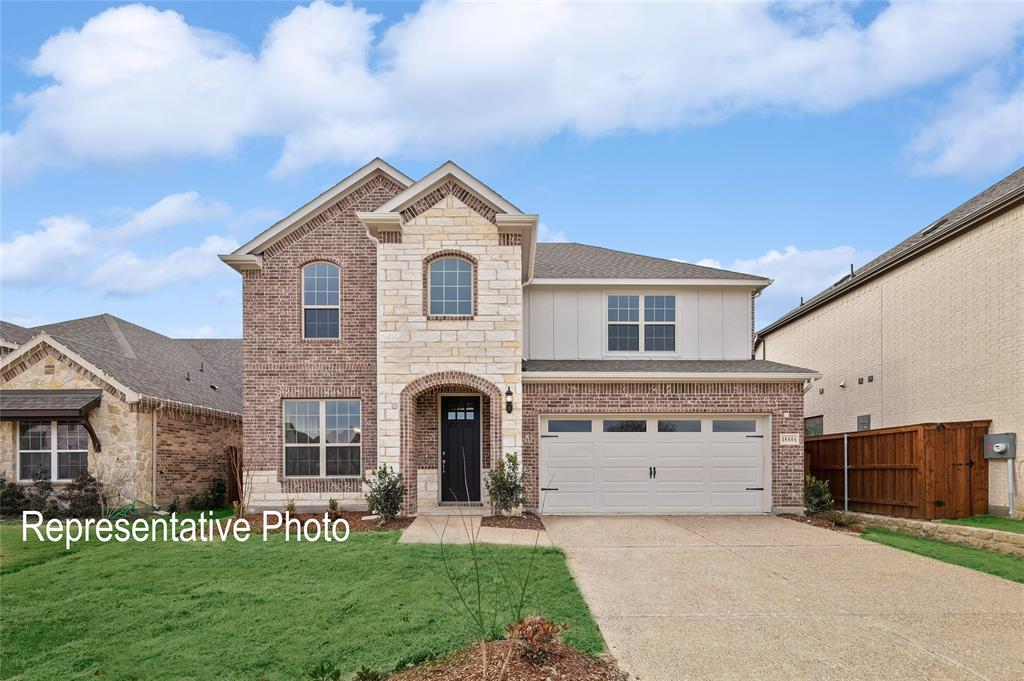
[{"x1": 151, "y1": 409, "x2": 158, "y2": 506}]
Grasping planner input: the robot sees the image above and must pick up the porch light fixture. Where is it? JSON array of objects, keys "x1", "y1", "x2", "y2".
[{"x1": 505, "y1": 386, "x2": 514, "y2": 414}]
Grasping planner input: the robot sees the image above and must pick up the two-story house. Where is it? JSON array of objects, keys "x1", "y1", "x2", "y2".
[{"x1": 221, "y1": 159, "x2": 817, "y2": 516}]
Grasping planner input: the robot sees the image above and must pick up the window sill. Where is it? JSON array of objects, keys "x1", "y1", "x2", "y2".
[
  {"x1": 426, "y1": 315, "x2": 475, "y2": 321},
  {"x1": 281, "y1": 475, "x2": 362, "y2": 480}
]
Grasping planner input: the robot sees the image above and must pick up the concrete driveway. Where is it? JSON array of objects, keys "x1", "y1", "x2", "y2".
[{"x1": 544, "y1": 515, "x2": 1024, "y2": 681}]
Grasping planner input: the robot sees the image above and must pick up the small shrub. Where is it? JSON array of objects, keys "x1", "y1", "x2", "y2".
[
  {"x1": 506, "y1": 616, "x2": 565, "y2": 665},
  {"x1": 328, "y1": 497, "x2": 339, "y2": 511},
  {"x1": 189, "y1": 478, "x2": 228, "y2": 510},
  {"x1": 485, "y1": 452, "x2": 527, "y2": 516},
  {"x1": 306, "y1": 660, "x2": 341, "y2": 681},
  {"x1": 364, "y1": 466, "x2": 404, "y2": 524},
  {"x1": 24, "y1": 473, "x2": 59, "y2": 517},
  {"x1": 283, "y1": 498, "x2": 297, "y2": 514},
  {"x1": 804, "y1": 474, "x2": 834, "y2": 515},
  {"x1": 0, "y1": 475, "x2": 28, "y2": 516},
  {"x1": 57, "y1": 471, "x2": 101, "y2": 517}
]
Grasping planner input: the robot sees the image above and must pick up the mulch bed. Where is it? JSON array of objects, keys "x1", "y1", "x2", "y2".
[
  {"x1": 238, "y1": 511, "x2": 414, "y2": 533},
  {"x1": 390, "y1": 639, "x2": 628, "y2": 681},
  {"x1": 480, "y1": 514, "x2": 545, "y2": 530},
  {"x1": 781, "y1": 513, "x2": 864, "y2": 535}
]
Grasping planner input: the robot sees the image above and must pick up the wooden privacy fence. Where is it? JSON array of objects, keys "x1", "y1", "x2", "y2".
[{"x1": 804, "y1": 421, "x2": 989, "y2": 519}]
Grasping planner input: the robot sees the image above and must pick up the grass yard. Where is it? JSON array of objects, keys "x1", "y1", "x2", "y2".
[
  {"x1": 941, "y1": 514, "x2": 1024, "y2": 534},
  {"x1": 862, "y1": 528, "x2": 1024, "y2": 583},
  {"x1": 0, "y1": 517, "x2": 602, "y2": 681}
]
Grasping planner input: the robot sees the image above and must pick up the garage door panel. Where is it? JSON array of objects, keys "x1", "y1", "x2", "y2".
[{"x1": 540, "y1": 414, "x2": 768, "y2": 514}]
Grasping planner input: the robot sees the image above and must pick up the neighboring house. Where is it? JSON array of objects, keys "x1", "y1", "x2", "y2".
[
  {"x1": 0, "y1": 315, "x2": 241, "y2": 507},
  {"x1": 757, "y1": 167, "x2": 1024, "y2": 515},
  {"x1": 223, "y1": 159, "x2": 817, "y2": 516}
]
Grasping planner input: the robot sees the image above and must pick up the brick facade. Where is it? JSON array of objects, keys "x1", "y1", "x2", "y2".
[
  {"x1": 522, "y1": 381, "x2": 806, "y2": 511},
  {"x1": 242, "y1": 172, "x2": 404, "y2": 507},
  {"x1": 154, "y1": 411, "x2": 241, "y2": 507}
]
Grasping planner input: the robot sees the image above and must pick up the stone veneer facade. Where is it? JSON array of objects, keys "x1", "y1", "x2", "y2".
[
  {"x1": 377, "y1": 195, "x2": 523, "y2": 515},
  {"x1": 521, "y1": 381, "x2": 806, "y2": 511},
  {"x1": 1, "y1": 344, "x2": 239, "y2": 507}
]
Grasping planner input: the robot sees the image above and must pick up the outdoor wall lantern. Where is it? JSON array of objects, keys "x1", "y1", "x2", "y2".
[{"x1": 505, "y1": 386, "x2": 514, "y2": 414}]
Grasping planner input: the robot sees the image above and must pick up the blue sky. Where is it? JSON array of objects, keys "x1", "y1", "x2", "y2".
[{"x1": 2, "y1": 1, "x2": 1022, "y2": 337}]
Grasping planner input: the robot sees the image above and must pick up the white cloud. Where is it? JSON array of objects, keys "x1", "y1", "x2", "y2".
[
  {"x1": 537, "y1": 222, "x2": 567, "y2": 243},
  {"x1": 87, "y1": 235, "x2": 238, "y2": 295},
  {"x1": 213, "y1": 288, "x2": 234, "y2": 303},
  {"x1": 4, "y1": 1, "x2": 1024, "y2": 181},
  {"x1": 109, "y1": 191, "x2": 231, "y2": 237},
  {"x1": 0, "y1": 216, "x2": 94, "y2": 284},
  {"x1": 695, "y1": 245, "x2": 875, "y2": 327},
  {"x1": 907, "y1": 71, "x2": 1024, "y2": 177}
]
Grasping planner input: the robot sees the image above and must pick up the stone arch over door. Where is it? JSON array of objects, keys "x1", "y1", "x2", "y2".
[{"x1": 399, "y1": 371, "x2": 503, "y2": 514}]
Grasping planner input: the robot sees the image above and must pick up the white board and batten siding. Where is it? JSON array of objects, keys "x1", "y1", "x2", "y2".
[{"x1": 524, "y1": 286, "x2": 754, "y2": 360}]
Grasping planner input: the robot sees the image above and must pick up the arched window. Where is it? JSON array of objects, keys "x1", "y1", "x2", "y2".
[
  {"x1": 428, "y1": 257, "x2": 473, "y2": 316},
  {"x1": 302, "y1": 262, "x2": 340, "y2": 338}
]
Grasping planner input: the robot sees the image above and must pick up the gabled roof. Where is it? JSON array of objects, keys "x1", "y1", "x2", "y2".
[
  {"x1": 225, "y1": 158, "x2": 413, "y2": 264},
  {"x1": 532, "y1": 243, "x2": 769, "y2": 283},
  {"x1": 0, "y1": 314, "x2": 242, "y2": 416},
  {"x1": 373, "y1": 160, "x2": 524, "y2": 216},
  {"x1": 759, "y1": 166, "x2": 1024, "y2": 337}
]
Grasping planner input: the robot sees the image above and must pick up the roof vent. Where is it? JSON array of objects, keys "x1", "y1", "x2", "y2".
[
  {"x1": 210, "y1": 384, "x2": 218, "y2": 391},
  {"x1": 186, "y1": 371, "x2": 190, "y2": 382},
  {"x1": 921, "y1": 218, "x2": 948, "y2": 236}
]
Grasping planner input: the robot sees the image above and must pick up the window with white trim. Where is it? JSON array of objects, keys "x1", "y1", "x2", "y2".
[
  {"x1": 302, "y1": 262, "x2": 340, "y2": 338},
  {"x1": 18, "y1": 420, "x2": 89, "y2": 481},
  {"x1": 428, "y1": 257, "x2": 472, "y2": 316},
  {"x1": 607, "y1": 294, "x2": 676, "y2": 352},
  {"x1": 283, "y1": 399, "x2": 361, "y2": 477}
]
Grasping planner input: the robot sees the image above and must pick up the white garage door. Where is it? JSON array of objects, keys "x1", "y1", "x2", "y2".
[{"x1": 538, "y1": 415, "x2": 769, "y2": 514}]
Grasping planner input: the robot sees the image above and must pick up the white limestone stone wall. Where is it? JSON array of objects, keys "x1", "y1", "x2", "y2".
[
  {"x1": 0, "y1": 353, "x2": 154, "y2": 504},
  {"x1": 377, "y1": 194, "x2": 524, "y2": 476}
]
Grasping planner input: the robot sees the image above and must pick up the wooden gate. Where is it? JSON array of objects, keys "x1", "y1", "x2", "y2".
[{"x1": 804, "y1": 421, "x2": 989, "y2": 519}]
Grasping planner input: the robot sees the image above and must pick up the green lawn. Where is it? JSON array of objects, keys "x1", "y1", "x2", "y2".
[
  {"x1": 862, "y1": 528, "x2": 1024, "y2": 583},
  {"x1": 941, "y1": 514, "x2": 1024, "y2": 534},
  {"x1": 0, "y1": 518, "x2": 602, "y2": 680}
]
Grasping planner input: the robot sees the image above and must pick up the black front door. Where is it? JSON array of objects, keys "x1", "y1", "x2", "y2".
[{"x1": 440, "y1": 396, "x2": 481, "y2": 502}]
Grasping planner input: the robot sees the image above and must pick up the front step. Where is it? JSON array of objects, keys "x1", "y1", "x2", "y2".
[{"x1": 418, "y1": 504, "x2": 489, "y2": 517}]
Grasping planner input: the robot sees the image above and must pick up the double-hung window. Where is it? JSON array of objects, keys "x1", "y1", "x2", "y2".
[
  {"x1": 283, "y1": 399, "x2": 361, "y2": 477},
  {"x1": 607, "y1": 294, "x2": 676, "y2": 352},
  {"x1": 18, "y1": 420, "x2": 89, "y2": 481},
  {"x1": 302, "y1": 263, "x2": 340, "y2": 338}
]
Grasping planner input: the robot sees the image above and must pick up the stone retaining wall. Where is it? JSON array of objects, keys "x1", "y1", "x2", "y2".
[{"x1": 849, "y1": 512, "x2": 1024, "y2": 558}]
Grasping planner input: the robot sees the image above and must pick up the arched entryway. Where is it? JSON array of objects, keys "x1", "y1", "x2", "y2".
[{"x1": 399, "y1": 372, "x2": 503, "y2": 514}]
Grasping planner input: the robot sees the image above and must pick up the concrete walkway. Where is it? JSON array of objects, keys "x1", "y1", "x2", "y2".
[
  {"x1": 399, "y1": 515, "x2": 552, "y2": 546},
  {"x1": 544, "y1": 515, "x2": 1024, "y2": 681}
]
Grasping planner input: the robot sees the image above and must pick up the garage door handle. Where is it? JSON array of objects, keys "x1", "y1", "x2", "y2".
[
  {"x1": 541, "y1": 487, "x2": 559, "y2": 491},
  {"x1": 746, "y1": 435, "x2": 764, "y2": 438},
  {"x1": 746, "y1": 487, "x2": 763, "y2": 491},
  {"x1": 541, "y1": 435, "x2": 559, "y2": 439}
]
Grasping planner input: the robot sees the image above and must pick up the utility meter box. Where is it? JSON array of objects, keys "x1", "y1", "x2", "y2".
[{"x1": 983, "y1": 433, "x2": 1016, "y2": 460}]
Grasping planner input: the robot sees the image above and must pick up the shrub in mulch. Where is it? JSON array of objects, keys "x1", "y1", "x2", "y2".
[
  {"x1": 238, "y1": 511, "x2": 414, "y2": 533},
  {"x1": 480, "y1": 513, "x2": 545, "y2": 531},
  {"x1": 388, "y1": 638, "x2": 628, "y2": 681}
]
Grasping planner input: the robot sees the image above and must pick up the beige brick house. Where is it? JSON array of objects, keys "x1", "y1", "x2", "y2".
[
  {"x1": 223, "y1": 159, "x2": 817, "y2": 515},
  {"x1": 0, "y1": 315, "x2": 241, "y2": 507},
  {"x1": 757, "y1": 167, "x2": 1024, "y2": 515}
]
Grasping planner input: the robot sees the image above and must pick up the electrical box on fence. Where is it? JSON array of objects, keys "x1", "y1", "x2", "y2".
[{"x1": 983, "y1": 433, "x2": 1016, "y2": 460}]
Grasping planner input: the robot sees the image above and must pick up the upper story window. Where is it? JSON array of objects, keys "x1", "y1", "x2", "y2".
[
  {"x1": 428, "y1": 257, "x2": 472, "y2": 316},
  {"x1": 607, "y1": 294, "x2": 676, "y2": 352},
  {"x1": 18, "y1": 420, "x2": 89, "y2": 481},
  {"x1": 302, "y1": 262, "x2": 339, "y2": 339}
]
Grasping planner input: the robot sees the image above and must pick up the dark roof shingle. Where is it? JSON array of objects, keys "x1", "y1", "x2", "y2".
[
  {"x1": 534, "y1": 243, "x2": 768, "y2": 281},
  {"x1": 2, "y1": 314, "x2": 241, "y2": 415}
]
